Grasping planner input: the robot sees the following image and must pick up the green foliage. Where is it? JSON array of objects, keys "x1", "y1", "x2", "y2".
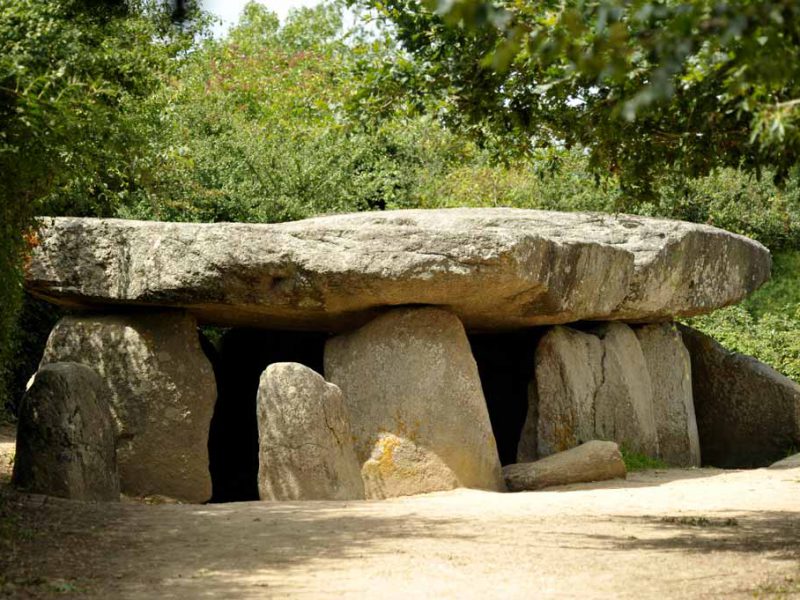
[
  {"x1": 0, "y1": 0, "x2": 203, "y2": 414},
  {"x1": 687, "y1": 251, "x2": 800, "y2": 382},
  {"x1": 354, "y1": 0, "x2": 800, "y2": 194},
  {"x1": 620, "y1": 446, "x2": 668, "y2": 471},
  {"x1": 117, "y1": 2, "x2": 472, "y2": 223}
]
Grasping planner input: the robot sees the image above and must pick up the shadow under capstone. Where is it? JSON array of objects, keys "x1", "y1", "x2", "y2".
[
  {"x1": 204, "y1": 328, "x2": 328, "y2": 503},
  {"x1": 468, "y1": 330, "x2": 541, "y2": 466}
]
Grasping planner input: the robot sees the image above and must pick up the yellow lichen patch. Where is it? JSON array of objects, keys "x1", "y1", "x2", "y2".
[{"x1": 374, "y1": 434, "x2": 400, "y2": 476}]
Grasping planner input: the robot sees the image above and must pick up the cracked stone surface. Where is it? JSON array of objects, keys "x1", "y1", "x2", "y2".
[
  {"x1": 523, "y1": 323, "x2": 696, "y2": 463},
  {"x1": 25, "y1": 209, "x2": 770, "y2": 330},
  {"x1": 257, "y1": 362, "x2": 364, "y2": 501}
]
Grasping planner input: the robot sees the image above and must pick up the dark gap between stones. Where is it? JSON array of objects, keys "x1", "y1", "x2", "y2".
[
  {"x1": 203, "y1": 328, "x2": 327, "y2": 503},
  {"x1": 469, "y1": 329, "x2": 542, "y2": 466}
]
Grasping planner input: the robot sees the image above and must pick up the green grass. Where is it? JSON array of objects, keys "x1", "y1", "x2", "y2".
[{"x1": 620, "y1": 447, "x2": 668, "y2": 472}]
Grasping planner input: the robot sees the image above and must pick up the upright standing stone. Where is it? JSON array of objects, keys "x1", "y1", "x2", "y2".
[
  {"x1": 325, "y1": 308, "x2": 505, "y2": 498},
  {"x1": 635, "y1": 323, "x2": 700, "y2": 466},
  {"x1": 594, "y1": 323, "x2": 659, "y2": 457},
  {"x1": 680, "y1": 325, "x2": 800, "y2": 467},
  {"x1": 13, "y1": 362, "x2": 119, "y2": 501},
  {"x1": 525, "y1": 326, "x2": 604, "y2": 461},
  {"x1": 526, "y1": 323, "x2": 659, "y2": 461},
  {"x1": 39, "y1": 311, "x2": 216, "y2": 503},
  {"x1": 257, "y1": 363, "x2": 364, "y2": 501}
]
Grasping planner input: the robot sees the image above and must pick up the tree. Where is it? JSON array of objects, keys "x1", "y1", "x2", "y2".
[
  {"x1": 0, "y1": 0, "x2": 201, "y2": 410},
  {"x1": 353, "y1": 0, "x2": 800, "y2": 194}
]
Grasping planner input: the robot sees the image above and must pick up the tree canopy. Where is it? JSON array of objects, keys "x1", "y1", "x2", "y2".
[{"x1": 353, "y1": 0, "x2": 800, "y2": 194}]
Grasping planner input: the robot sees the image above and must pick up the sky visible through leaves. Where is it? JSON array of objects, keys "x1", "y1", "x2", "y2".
[{"x1": 202, "y1": 0, "x2": 323, "y2": 35}]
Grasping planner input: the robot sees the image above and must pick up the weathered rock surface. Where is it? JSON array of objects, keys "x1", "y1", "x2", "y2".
[
  {"x1": 594, "y1": 323, "x2": 658, "y2": 457},
  {"x1": 680, "y1": 325, "x2": 800, "y2": 468},
  {"x1": 13, "y1": 362, "x2": 119, "y2": 501},
  {"x1": 39, "y1": 312, "x2": 216, "y2": 503},
  {"x1": 361, "y1": 433, "x2": 460, "y2": 499},
  {"x1": 257, "y1": 363, "x2": 364, "y2": 501},
  {"x1": 503, "y1": 441, "x2": 626, "y2": 492},
  {"x1": 325, "y1": 308, "x2": 505, "y2": 495},
  {"x1": 635, "y1": 324, "x2": 701, "y2": 466},
  {"x1": 528, "y1": 323, "x2": 658, "y2": 460},
  {"x1": 26, "y1": 209, "x2": 770, "y2": 330},
  {"x1": 525, "y1": 326, "x2": 603, "y2": 461}
]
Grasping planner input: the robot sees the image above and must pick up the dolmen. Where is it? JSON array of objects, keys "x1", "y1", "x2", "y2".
[{"x1": 13, "y1": 208, "x2": 799, "y2": 503}]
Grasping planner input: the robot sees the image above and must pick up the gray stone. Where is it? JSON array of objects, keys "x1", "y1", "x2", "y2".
[
  {"x1": 594, "y1": 323, "x2": 659, "y2": 457},
  {"x1": 13, "y1": 362, "x2": 119, "y2": 501},
  {"x1": 635, "y1": 323, "x2": 701, "y2": 466},
  {"x1": 361, "y1": 433, "x2": 460, "y2": 500},
  {"x1": 525, "y1": 326, "x2": 603, "y2": 461},
  {"x1": 680, "y1": 325, "x2": 800, "y2": 468},
  {"x1": 325, "y1": 307, "x2": 505, "y2": 497},
  {"x1": 39, "y1": 311, "x2": 216, "y2": 503},
  {"x1": 526, "y1": 324, "x2": 658, "y2": 460},
  {"x1": 257, "y1": 363, "x2": 364, "y2": 501},
  {"x1": 504, "y1": 441, "x2": 626, "y2": 492},
  {"x1": 26, "y1": 209, "x2": 770, "y2": 330}
]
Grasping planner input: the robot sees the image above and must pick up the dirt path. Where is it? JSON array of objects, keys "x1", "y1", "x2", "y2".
[{"x1": 0, "y1": 426, "x2": 798, "y2": 599}]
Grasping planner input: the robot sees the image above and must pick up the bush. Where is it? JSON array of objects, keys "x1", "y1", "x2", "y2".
[{"x1": 686, "y1": 251, "x2": 800, "y2": 382}]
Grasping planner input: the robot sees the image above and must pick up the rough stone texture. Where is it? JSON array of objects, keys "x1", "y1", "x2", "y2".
[
  {"x1": 525, "y1": 327, "x2": 603, "y2": 461},
  {"x1": 13, "y1": 362, "x2": 119, "y2": 501},
  {"x1": 635, "y1": 324, "x2": 701, "y2": 466},
  {"x1": 525, "y1": 324, "x2": 659, "y2": 460},
  {"x1": 361, "y1": 433, "x2": 460, "y2": 500},
  {"x1": 39, "y1": 311, "x2": 216, "y2": 503},
  {"x1": 257, "y1": 363, "x2": 364, "y2": 501},
  {"x1": 680, "y1": 325, "x2": 800, "y2": 468},
  {"x1": 503, "y1": 441, "x2": 626, "y2": 492},
  {"x1": 325, "y1": 308, "x2": 505, "y2": 495},
  {"x1": 594, "y1": 323, "x2": 659, "y2": 457},
  {"x1": 769, "y1": 453, "x2": 800, "y2": 469},
  {"x1": 26, "y1": 209, "x2": 770, "y2": 331}
]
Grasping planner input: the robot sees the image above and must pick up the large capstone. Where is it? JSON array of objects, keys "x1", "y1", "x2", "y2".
[
  {"x1": 680, "y1": 325, "x2": 800, "y2": 468},
  {"x1": 635, "y1": 324, "x2": 700, "y2": 467},
  {"x1": 257, "y1": 363, "x2": 364, "y2": 501},
  {"x1": 39, "y1": 312, "x2": 216, "y2": 503},
  {"x1": 13, "y1": 362, "x2": 119, "y2": 501},
  {"x1": 325, "y1": 307, "x2": 505, "y2": 497},
  {"x1": 26, "y1": 209, "x2": 770, "y2": 330}
]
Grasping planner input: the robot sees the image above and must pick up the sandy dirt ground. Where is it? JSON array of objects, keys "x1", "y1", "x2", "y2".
[{"x1": 0, "y1": 425, "x2": 798, "y2": 599}]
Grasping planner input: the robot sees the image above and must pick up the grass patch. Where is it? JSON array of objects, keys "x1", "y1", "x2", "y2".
[{"x1": 621, "y1": 447, "x2": 668, "y2": 471}]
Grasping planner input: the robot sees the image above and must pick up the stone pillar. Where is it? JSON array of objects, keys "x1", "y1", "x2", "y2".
[{"x1": 40, "y1": 311, "x2": 216, "y2": 503}]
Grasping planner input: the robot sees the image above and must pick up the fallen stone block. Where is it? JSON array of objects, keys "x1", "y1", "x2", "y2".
[
  {"x1": 680, "y1": 325, "x2": 800, "y2": 468},
  {"x1": 503, "y1": 441, "x2": 626, "y2": 491}
]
